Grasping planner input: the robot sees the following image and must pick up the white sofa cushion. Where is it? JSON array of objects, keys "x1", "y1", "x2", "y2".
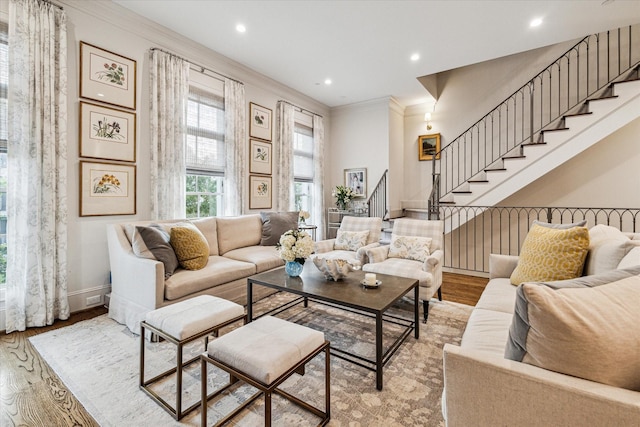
[
  {"x1": 223, "y1": 245, "x2": 285, "y2": 273},
  {"x1": 459, "y1": 308, "x2": 513, "y2": 357},
  {"x1": 190, "y1": 217, "x2": 219, "y2": 256},
  {"x1": 473, "y1": 278, "x2": 517, "y2": 314},
  {"x1": 216, "y1": 215, "x2": 262, "y2": 255}
]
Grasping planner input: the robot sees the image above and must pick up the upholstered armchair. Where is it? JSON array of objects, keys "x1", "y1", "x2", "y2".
[
  {"x1": 312, "y1": 216, "x2": 383, "y2": 266},
  {"x1": 363, "y1": 218, "x2": 444, "y2": 323}
]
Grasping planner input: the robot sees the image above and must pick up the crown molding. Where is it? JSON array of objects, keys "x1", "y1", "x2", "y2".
[{"x1": 59, "y1": 0, "x2": 329, "y2": 116}]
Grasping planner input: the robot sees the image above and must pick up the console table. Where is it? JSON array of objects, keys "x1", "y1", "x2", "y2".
[{"x1": 326, "y1": 207, "x2": 369, "y2": 239}]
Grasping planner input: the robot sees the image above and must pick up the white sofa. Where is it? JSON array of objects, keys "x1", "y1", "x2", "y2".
[
  {"x1": 443, "y1": 227, "x2": 640, "y2": 426},
  {"x1": 107, "y1": 214, "x2": 286, "y2": 334}
]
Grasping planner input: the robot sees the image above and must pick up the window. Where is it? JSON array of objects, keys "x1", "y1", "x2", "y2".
[
  {"x1": 0, "y1": 22, "x2": 7, "y2": 290},
  {"x1": 185, "y1": 84, "x2": 225, "y2": 218},
  {"x1": 293, "y1": 119, "x2": 314, "y2": 216}
]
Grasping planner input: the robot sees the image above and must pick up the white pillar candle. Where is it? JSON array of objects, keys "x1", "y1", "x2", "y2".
[{"x1": 365, "y1": 273, "x2": 376, "y2": 285}]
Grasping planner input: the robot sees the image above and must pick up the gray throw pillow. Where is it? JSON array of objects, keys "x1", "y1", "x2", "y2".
[
  {"x1": 532, "y1": 219, "x2": 587, "y2": 229},
  {"x1": 260, "y1": 211, "x2": 299, "y2": 246},
  {"x1": 132, "y1": 224, "x2": 179, "y2": 278}
]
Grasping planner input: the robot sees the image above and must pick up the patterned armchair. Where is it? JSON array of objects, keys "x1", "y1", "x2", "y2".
[
  {"x1": 363, "y1": 218, "x2": 444, "y2": 323},
  {"x1": 312, "y1": 216, "x2": 383, "y2": 266}
]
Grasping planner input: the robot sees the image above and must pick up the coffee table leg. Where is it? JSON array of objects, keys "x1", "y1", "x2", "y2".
[
  {"x1": 247, "y1": 280, "x2": 253, "y2": 322},
  {"x1": 304, "y1": 296, "x2": 308, "y2": 308},
  {"x1": 414, "y1": 284, "x2": 419, "y2": 339},
  {"x1": 376, "y1": 311, "x2": 383, "y2": 390}
]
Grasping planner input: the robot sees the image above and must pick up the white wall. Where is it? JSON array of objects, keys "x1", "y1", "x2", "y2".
[
  {"x1": 329, "y1": 97, "x2": 390, "y2": 217},
  {"x1": 0, "y1": 0, "x2": 330, "y2": 321},
  {"x1": 502, "y1": 117, "x2": 640, "y2": 208},
  {"x1": 388, "y1": 99, "x2": 405, "y2": 217}
]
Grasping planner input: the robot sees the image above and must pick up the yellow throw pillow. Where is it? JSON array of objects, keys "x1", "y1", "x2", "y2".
[
  {"x1": 170, "y1": 223, "x2": 210, "y2": 270},
  {"x1": 510, "y1": 224, "x2": 589, "y2": 285}
]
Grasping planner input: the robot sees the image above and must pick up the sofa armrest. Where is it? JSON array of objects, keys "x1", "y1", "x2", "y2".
[
  {"x1": 356, "y1": 242, "x2": 380, "y2": 265},
  {"x1": 106, "y1": 224, "x2": 165, "y2": 332},
  {"x1": 366, "y1": 245, "x2": 390, "y2": 264},
  {"x1": 443, "y1": 344, "x2": 640, "y2": 427},
  {"x1": 314, "y1": 239, "x2": 336, "y2": 254},
  {"x1": 489, "y1": 254, "x2": 519, "y2": 279},
  {"x1": 423, "y1": 249, "x2": 443, "y2": 269}
]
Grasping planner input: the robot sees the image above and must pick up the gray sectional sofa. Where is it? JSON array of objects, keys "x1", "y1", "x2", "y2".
[
  {"x1": 106, "y1": 214, "x2": 291, "y2": 334},
  {"x1": 442, "y1": 225, "x2": 640, "y2": 426}
]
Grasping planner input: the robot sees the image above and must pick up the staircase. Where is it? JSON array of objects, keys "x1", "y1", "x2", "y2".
[{"x1": 421, "y1": 25, "x2": 640, "y2": 229}]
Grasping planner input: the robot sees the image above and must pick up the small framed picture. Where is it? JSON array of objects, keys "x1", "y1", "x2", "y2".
[
  {"x1": 249, "y1": 102, "x2": 272, "y2": 141},
  {"x1": 80, "y1": 41, "x2": 137, "y2": 110},
  {"x1": 79, "y1": 101, "x2": 136, "y2": 162},
  {"x1": 249, "y1": 175, "x2": 272, "y2": 209},
  {"x1": 344, "y1": 168, "x2": 367, "y2": 198},
  {"x1": 80, "y1": 160, "x2": 136, "y2": 216},
  {"x1": 249, "y1": 139, "x2": 272, "y2": 175},
  {"x1": 418, "y1": 133, "x2": 441, "y2": 161}
]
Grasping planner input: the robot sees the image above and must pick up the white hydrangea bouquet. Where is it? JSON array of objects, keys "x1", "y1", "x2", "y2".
[{"x1": 276, "y1": 229, "x2": 314, "y2": 264}]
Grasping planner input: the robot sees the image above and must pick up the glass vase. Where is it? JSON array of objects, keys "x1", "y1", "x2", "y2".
[{"x1": 285, "y1": 261, "x2": 304, "y2": 277}]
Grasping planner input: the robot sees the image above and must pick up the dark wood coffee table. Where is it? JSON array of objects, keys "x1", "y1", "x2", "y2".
[{"x1": 247, "y1": 263, "x2": 419, "y2": 390}]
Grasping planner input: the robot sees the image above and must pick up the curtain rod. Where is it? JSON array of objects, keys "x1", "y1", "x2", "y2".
[
  {"x1": 150, "y1": 47, "x2": 244, "y2": 86},
  {"x1": 279, "y1": 100, "x2": 323, "y2": 118}
]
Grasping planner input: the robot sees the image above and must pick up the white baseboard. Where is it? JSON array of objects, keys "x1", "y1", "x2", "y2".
[{"x1": 0, "y1": 285, "x2": 111, "y2": 333}]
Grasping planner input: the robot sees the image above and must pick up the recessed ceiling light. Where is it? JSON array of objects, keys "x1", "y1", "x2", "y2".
[
  {"x1": 530, "y1": 17, "x2": 543, "y2": 28},
  {"x1": 410, "y1": 53, "x2": 420, "y2": 61},
  {"x1": 97, "y1": 93, "x2": 104, "y2": 97},
  {"x1": 236, "y1": 23, "x2": 246, "y2": 33},
  {"x1": 324, "y1": 79, "x2": 332, "y2": 85}
]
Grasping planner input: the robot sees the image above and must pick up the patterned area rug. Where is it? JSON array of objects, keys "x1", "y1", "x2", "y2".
[{"x1": 29, "y1": 294, "x2": 472, "y2": 426}]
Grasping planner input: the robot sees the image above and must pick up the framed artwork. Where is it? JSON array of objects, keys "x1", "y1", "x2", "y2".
[
  {"x1": 80, "y1": 160, "x2": 136, "y2": 216},
  {"x1": 418, "y1": 133, "x2": 441, "y2": 161},
  {"x1": 249, "y1": 139, "x2": 272, "y2": 175},
  {"x1": 80, "y1": 41, "x2": 137, "y2": 110},
  {"x1": 79, "y1": 101, "x2": 136, "y2": 162},
  {"x1": 344, "y1": 168, "x2": 367, "y2": 198},
  {"x1": 249, "y1": 102, "x2": 272, "y2": 141},
  {"x1": 249, "y1": 175, "x2": 272, "y2": 209}
]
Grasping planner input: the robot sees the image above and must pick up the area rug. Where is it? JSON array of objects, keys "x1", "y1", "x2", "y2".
[{"x1": 29, "y1": 294, "x2": 472, "y2": 426}]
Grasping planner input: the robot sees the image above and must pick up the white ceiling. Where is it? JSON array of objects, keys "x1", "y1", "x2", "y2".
[{"x1": 114, "y1": 0, "x2": 640, "y2": 108}]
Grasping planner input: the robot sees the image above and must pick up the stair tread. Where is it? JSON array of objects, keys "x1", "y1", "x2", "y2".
[
  {"x1": 468, "y1": 179, "x2": 489, "y2": 183},
  {"x1": 541, "y1": 127, "x2": 569, "y2": 133},
  {"x1": 522, "y1": 142, "x2": 547, "y2": 147},
  {"x1": 502, "y1": 155, "x2": 525, "y2": 160},
  {"x1": 563, "y1": 111, "x2": 593, "y2": 118},
  {"x1": 485, "y1": 168, "x2": 507, "y2": 172},
  {"x1": 452, "y1": 190, "x2": 472, "y2": 194},
  {"x1": 586, "y1": 94, "x2": 619, "y2": 102}
]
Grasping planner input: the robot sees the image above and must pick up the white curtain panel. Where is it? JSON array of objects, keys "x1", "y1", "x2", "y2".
[
  {"x1": 149, "y1": 50, "x2": 189, "y2": 219},
  {"x1": 223, "y1": 78, "x2": 246, "y2": 216},
  {"x1": 275, "y1": 101, "x2": 295, "y2": 211},
  {"x1": 6, "y1": 0, "x2": 69, "y2": 333},
  {"x1": 312, "y1": 114, "x2": 326, "y2": 239}
]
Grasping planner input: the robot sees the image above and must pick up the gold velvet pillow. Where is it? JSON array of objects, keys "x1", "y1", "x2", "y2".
[
  {"x1": 510, "y1": 224, "x2": 589, "y2": 285},
  {"x1": 170, "y1": 223, "x2": 210, "y2": 270}
]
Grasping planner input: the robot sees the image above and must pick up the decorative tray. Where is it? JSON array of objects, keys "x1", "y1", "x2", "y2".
[{"x1": 361, "y1": 279, "x2": 382, "y2": 289}]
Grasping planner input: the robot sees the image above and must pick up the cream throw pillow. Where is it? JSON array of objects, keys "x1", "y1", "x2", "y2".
[
  {"x1": 388, "y1": 235, "x2": 432, "y2": 263},
  {"x1": 510, "y1": 224, "x2": 589, "y2": 285},
  {"x1": 334, "y1": 230, "x2": 370, "y2": 251},
  {"x1": 170, "y1": 223, "x2": 210, "y2": 270},
  {"x1": 515, "y1": 277, "x2": 640, "y2": 392}
]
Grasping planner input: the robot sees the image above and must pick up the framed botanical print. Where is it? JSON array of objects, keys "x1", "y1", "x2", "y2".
[
  {"x1": 418, "y1": 133, "x2": 441, "y2": 161},
  {"x1": 344, "y1": 168, "x2": 367, "y2": 198},
  {"x1": 249, "y1": 175, "x2": 272, "y2": 209},
  {"x1": 249, "y1": 102, "x2": 272, "y2": 141},
  {"x1": 79, "y1": 101, "x2": 136, "y2": 162},
  {"x1": 249, "y1": 139, "x2": 272, "y2": 175},
  {"x1": 80, "y1": 160, "x2": 136, "y2": 216},
  {"x1": 80, "y1": 42, "x2": 137, "y2": 110}
]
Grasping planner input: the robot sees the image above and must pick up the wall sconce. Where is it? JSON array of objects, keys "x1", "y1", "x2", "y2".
[{"x1": 424, "y1": 112, "x2": 432, "y2": 131}]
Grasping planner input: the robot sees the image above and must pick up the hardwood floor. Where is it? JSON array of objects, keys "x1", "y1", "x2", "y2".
[{"x1": 0, "y1": 272, "x2": 486, "y2": 426}]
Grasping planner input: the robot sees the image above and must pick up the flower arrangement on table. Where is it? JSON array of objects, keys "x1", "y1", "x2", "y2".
[
  {"x1": 299, "y1": 210, "x2": 310, "y2": 224},
  {"x1": 332, "y1": 185, "x2": 355, "y2": 210},
  {"x1": 276, "y1": 229, "x2": 314, "y2": 265}
]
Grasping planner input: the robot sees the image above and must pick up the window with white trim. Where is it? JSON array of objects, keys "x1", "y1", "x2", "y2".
[
  {"x1": 293, "y1": 115, "x2": 314, "y2": 218},
  {"x1": 185, "y1": 77, "x2": 225, "y2": 218}
]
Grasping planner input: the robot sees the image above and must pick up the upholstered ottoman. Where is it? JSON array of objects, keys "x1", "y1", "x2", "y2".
[
  {"x1": 200, "y1": 315, "x2": 330, "y2": 426},
  {"x1": 140, "y1": 295, "x2": 245, "y2": 420}
]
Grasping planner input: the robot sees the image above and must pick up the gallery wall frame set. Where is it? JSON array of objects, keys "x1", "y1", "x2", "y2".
[
  {"x1": 249, "y1": 175, "x2": 272, "y2": 209},
  {"x1": 249, "y1": 102, "x2": 272, "y2": 142},
  {"x1": 79, "y1": 101, "x2": 136, "y2": 162},
  {"x1": 80, "y1": 160, "x2": 136, "y2": 217},
  {"x1": 80, "y1": 41, "x2": 137, "y2": 110},
  {"x1": 249, "y1": 139, "x2": 272, "y2": 175},
  {"x1": 418, "y1": 133, "x2": 441, "y2": 161}
]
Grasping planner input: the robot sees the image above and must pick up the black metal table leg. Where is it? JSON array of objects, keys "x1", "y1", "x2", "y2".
[
  {"x1": 414, "y1": 284, "x2": 420, "y2": 339},
  {"x1": 376, "y1": 311, "x2": 383, "y2": 390},
  {"x1": 247, "y1": 280, "x2": 253, "y2": 322}
]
